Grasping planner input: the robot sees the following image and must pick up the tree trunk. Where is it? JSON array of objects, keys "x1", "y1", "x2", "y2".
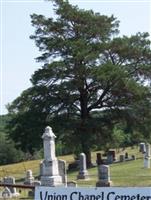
[
  {"x1": 83, "y1": 148, "x2": 92, "y2": 168},
  {"x1": 79, "y1": 85, "x2": 92, "y2": 167},
  {"x1": 80, "y1": 122, "x2": 92, "y2": 167}
]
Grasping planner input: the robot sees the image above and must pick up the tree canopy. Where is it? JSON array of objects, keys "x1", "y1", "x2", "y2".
[{"x1": 7, "y1": 0, "x2": 151, "y2": 165}]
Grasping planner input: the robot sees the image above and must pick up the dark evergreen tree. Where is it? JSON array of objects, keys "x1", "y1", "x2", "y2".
[{"x1": 7, "y1": 0, "x2": 151, "y2": 165}]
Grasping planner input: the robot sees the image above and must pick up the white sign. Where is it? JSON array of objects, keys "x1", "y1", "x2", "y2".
[{"x1": 35, "y1": 187, "x2": 151, "y2": 200}]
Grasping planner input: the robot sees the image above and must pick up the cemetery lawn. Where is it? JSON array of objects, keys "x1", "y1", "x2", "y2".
[{"x1": 0, "y1": 146, "x2": 151, "y2": 199}]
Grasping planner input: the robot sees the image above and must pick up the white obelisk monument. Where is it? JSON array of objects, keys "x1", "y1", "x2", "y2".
[{"x1": 40, "y1": 126, "x2": 62, "y2": 186}]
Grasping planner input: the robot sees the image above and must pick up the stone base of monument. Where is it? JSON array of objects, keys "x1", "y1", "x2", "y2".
[
  {"x1": 96, "y1": 180, "x2": 112, "y2": 187},
  {"x1": 40, "y1": 175, "x2": 63, "y2": 186},
  {"x1": 144, "y1": 157, "x2": 150, "y2": 168},
  {"x1": 77, "y1": 170, "x2": 89, "y2": 179}
]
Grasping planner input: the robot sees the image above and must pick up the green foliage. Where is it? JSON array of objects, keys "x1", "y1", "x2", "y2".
[
  {"x1": 111, "y1": 126, "x2": 126, "y2": 149},
  {"x1": 0, "y1": 132, "x2": 24, "y2": 165},
  {"x1": 6, "y1": 0, "x2": 151, "y2": 165},
  {"x1": 0, "y1": 115, "x2": 10, "y2": 132}
]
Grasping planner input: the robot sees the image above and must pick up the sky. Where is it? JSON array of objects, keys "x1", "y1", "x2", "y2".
[{"x1": 0, "y1": 0, "x2": 151, "y2": 115}]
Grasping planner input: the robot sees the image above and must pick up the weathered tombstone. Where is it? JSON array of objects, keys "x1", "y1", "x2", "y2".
[
  {"x1": 131, "y1": 155, "x2": 136, "y2": 160},
  {"x1": 144, "y1": 156, "x2": 150, "y2": 168},
  {"x1": 108, "y1": 150, "x2": 116, "y2": 161},
  {"x1": 24, "y1": 170, "x2": 34, "y2": 185},
  {"x1": 96, "y1": 165, "x2": 112, "y2": 187},
  {"x1": 40, "y1": 126, "x2": 64, "y2": 186},
  {"x1": 139, "y1": 143, "x2": 146, "y2": 153},
  {"x1": 144, "y1": 143, "x2": 151, "y2": 168},
  {"x1": 146, "y1": 143, "x2": 150, "y2": 157},
  {"x1": 2, "y1": 187, "x2": 12, "y2": 198},
  {"x1": 77, "y1": 153, "x2": 89, "y2": 179},
  {"x1": 28, "y1": 180, "x2": 41, "y2": 198},
  {"x1": 125, "y1": 152, "x2": 128, "y2": 159},
  {"x1": 119, "y1": 154, "x2": 125, "y2": 162},
  {"x1": 3, "y1": 177, "x2": 19, "y2": 197},
  {"x1": 107, "y1": 154, "x2": 113, "y2": 164},
  {"x1": 96, "y1": 153, "x2": 103, "y2": 165},
  {"x1": 67, "y1": 181, "x2": 77, "y2": 187},
  {"x1": 58, "y1": 159, "x2": 67, "y2": 185},
  {"x1": 68, "y1": 161, "x2": 79, "y2": 171}
]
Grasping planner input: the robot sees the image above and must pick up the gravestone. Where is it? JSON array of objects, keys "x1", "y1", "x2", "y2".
[
  {"x1": 67, "y1": 181, "x2": 77, "y2": 187},
  {"x1": 107, "y1": 154, "x2": 113, "y2": 164},
  {"x1": 58, "y1": 159, "x2": 67, "y2": 185},
  {"x1": 125, "y1": 152, "x2": 128, "y2": 159},
  {"x1": 24, "y1": 170, "x2": 34, "y2": 185},
  {"x1": 96, "y1": 165, "x2": 112, "y2": 187},
  {"x1": 2, "y1": 187, "x2": 12, "y2": 198},
  {"x1": 96, "y1": 153, "x2": 103, "y2": 165},
  {"x1": 139, "y1": 143, "x2": 146, "y2": 153},
  {"x1": 108, "y1": 150, "x2": 116, "y2": 161},
  {"x1": 40, "y1": 126, "x2": 65, "y2": 186},
  {"x1": 131, "y1": 155, "x2": 136, "y2": 160},
  {"x1": 77, "y1": 153, "x2": 89, "y2": 179},
  {"x1": 146, "y1": 143, "x2": 150, "y2": 157},
  {"x1": 3, "y1": 177, "x2": 19, "y2": 197},
  {"x1": 144, "y1": 143, "x2": 151, "y2": 168},
  {"x1": 119, "y1": 154, "x2": 125, "y2": 162}
]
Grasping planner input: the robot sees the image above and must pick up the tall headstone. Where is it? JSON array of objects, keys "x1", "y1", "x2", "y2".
[
  {"x1": 77, "y1": 153, "x2": 89, "y2": 179},
  {"x1": 96, "y1": 165, "x2": 112, "y2": 187},
  {"x1": 144, "y1": 143, "x2": 151, "y2": 168},
  {"x1": 40, "y1": 126, "x2": 63, "y2": 186}
]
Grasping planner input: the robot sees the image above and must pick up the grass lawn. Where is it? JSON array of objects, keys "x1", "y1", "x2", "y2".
[{"x1": 0, "y1": 146, "x2": 151, "y2": 199}]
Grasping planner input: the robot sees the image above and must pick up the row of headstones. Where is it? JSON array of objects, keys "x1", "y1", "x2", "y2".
[
  {"x1": 0, "y1": 162, "x2": 111, "y2": 199},
  {"x1": 0, "y1": 177, "x2": 19, "y2": 198},
  {"x1": 96, "y1": 151, "x2": 136, "y2": 165},
  {"x1": 1, "y1": 142, "x2": 150, "y2": 198},
  {"x1": 0, "y1": 149, "x2": 138, "y2": 198},
  {"x1": 0, "y1": 170, "x2": 41, "y2": 198},
  {"x1": 77, "y1": 153, "x2": 111, "y2": 187}
]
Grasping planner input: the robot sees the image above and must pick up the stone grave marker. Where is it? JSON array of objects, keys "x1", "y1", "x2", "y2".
[
  {"x1": 58, "y1": 159, "x2": 67, "y2": 186},
  {"x1": 139, "y1": 143, "x2": 146, "y2": 153},
  {"x1": 119, "y1": 154, "x2": 125, "y2": 162},
  {"x1": 109, "y1": 150, "x2": 116, "y2": 161},
  {"x1": 96, "y1": 165, "x2": 112, "y2": 187},
  {"x1": 24, "y1": 170, "x2": 34, "y2": 185},
  {"x1": 3, "y1": 177, "x2": 19, "y2": 197},
  {"x1": 67, "y1": 181, "x2": 77, "y2": 187},
  {"x1": 40, "y1": 126, "x2": 65, "y2": 186},
  {"x1": 77, "y1": 153, "x2": 89, "y2": 179},
  {"x1": 144, "y1": 143, "x2": 151, "y2": 168},
  {"x1": 125, "y1": 152, "x2": 128, "y2": 159},
  {"x1": 107, "y1": 154, "x2": 113, "y2": 164},
  {"x1": 2, "y1": 187, "x2": 12, "y2": 198},
  {"x1": 131, "y1": 155, "x2": 136, "y2": 160},
  {"x1": 96, "y1": 153, "x2": 103, "y2": 165}
]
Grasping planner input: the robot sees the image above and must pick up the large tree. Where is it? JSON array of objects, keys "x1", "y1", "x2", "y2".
[{"x1": 7, "y1": 0, "x2": 151, "y2": 165}]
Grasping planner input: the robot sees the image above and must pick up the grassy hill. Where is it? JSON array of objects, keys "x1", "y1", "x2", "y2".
[{"x1": 0, "y1": 146, "x2": 150, "y2": 199}]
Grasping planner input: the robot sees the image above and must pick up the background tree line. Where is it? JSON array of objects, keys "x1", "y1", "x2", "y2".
[{"x1": 3, "y1": 0, "x2": 151, "y2": 166}]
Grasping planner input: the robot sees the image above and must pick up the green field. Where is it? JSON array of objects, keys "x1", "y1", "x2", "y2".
[{"x1": 0, "y1": 146, "x2": 151, "y2": 199}]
